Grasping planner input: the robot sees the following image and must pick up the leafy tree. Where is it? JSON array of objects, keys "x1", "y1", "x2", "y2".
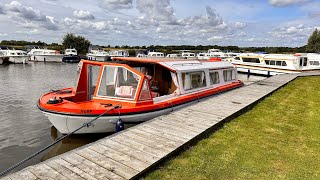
[
  {"x1": 62, "y1": 33, "x2": 91, "y2": 55},
  {"x1": 307, "y1": 29, "x2": 320, "y2": 52}
]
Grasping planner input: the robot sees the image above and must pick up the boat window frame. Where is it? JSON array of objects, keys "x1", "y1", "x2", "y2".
[
  {"x1": 180, "y1": 71, "x2": 207, "y2": 91},
  {"x1": 209, "y1": 71, "x2": 220, "y2": 85},
  {"x1": 94, "y1": 64, "x2": 143, "y2": 101},
  {"x1": 223, "y1": 69, "x2": 236, "y2": 82}
]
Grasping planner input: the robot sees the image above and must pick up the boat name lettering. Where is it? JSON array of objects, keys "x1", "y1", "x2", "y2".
[{"x1": 81, "y1": 109, "x2": 92, "y2": 113}]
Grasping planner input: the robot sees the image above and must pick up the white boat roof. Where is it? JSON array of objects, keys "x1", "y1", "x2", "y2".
[{"x1": 158, "y1": 60, "x2": 234, "y2": 72}]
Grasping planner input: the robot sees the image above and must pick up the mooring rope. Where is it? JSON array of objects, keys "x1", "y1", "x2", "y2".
[{"x1": 0, "y1": 104, "x2": 122, "y2": 177}]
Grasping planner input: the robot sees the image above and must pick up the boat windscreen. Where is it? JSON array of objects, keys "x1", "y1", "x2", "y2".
[
  {"x1": 97, "y1": 65, "x2": 140, "y2": 100},
  {"x1": 74, "y1": 61, "x2": 83, "y2": 88}
]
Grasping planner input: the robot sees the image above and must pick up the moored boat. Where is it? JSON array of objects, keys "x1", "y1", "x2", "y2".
[
  {"x1": 28, "y1": 48, "x2": 64, "y2": 62},
  {"x1": 62, "y1": 48, "x2": 80, "y2": 63},
  {"x1": 0, "y1": 46, "x2": 29, "y2": 64},
  {"x1": 38, "y1": 57, "x2": 243, "y2": 134},
  {"x1": 228, "y1": 53, "x2": 320, "y2": 76},
  {"x1": 109, "y1": 50, "x2": 129, "y2": 57}
]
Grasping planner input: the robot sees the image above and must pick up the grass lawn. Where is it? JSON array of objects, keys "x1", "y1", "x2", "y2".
[{"x1": 145, "y1": 76, "x2": 320, "y2": 179}]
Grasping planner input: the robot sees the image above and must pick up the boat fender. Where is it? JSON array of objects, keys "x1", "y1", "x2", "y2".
[
  {"x1": 116, "y1": 119, "x2": 124, "y2": 132},
  {"x1": 47, "y1": 96, "x2": 63, "y2": 104}
]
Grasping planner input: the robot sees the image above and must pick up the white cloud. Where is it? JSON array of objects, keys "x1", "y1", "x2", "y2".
[
  {"x1": 207, "y1": 36, "x2": 224, "y2": 41},
  {"x1": 73, "y1": 10, "x2": 95, "y2": 20},
  {"x1": 234, "y1": 22, "x2": 247, "y2": 29},
  {"x1": 136, "y1": 0, "x2": 177, "y2": 24},
  {"x1": 0, "y1": 33, "x2": 8, "y2": 36},
  {"x1": 1, "y1": 1, "x2": 58, "y2": 30},
  {"x1": 101, "y1": 0, "x2": 132, "y2": 10},
  {"x1": 269, "y1": 0, "x2": 309, "y2": 7}
]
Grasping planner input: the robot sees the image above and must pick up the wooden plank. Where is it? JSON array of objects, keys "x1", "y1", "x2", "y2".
[
  {"x1": 76, "y1": 148, "x2": 138, "y2": 179},
  {"x1": 147, "y1": 120, "x2": 200, "y2": 136},
  {"x1": 52, "y1": 158, "x2": 98, "y2": 180},
  {"x1": 128, "y1": 128, "x2": 182, "y2": 149},
  {"x1": 119, "y1": 132, "x2": 175, "y2": 154},
  {"x1": 134, "y1": 125, "x2": 186, "y2": 143},
  {"x1": 110, "y1": 135, "x2": 167, "y2": 158},
  {"x1": 88, "y1": 143, "x2": 149, "y2": 172},
  {"x1": 3, "y1": 169, "x2": 38, "y2": 180},
  {"x1": 46, "y1": 160, "x2": 85, "y2": 180},
  {"x1": 7, "y1": 168, "x2": 38, "y2": 180},
  {"x1": 0, "y1": 176, "x2": 12, "y2": 180},
  {"x1": 28, "y1": 164, "x2": 68, "y2": 180},
  {"x1": 162, "y1": 115, "x2": 217, "y2": 130},
  {"x1": 152, "y1": 118, "x2": 204, "y2": 133},
  {"x1": 62, "y1": 153, "x2": 124, "y2": 180},
  {"x1": 142, "y1": 123, "x2": 195, "y2": 140},
  {"x1": 97, "y1": 139, "x2": 158, "y2": 164}
]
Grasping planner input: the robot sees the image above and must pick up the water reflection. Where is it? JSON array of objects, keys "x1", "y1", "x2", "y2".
[{"x1": 41, "y1": 126, "x2": 112, "y2": 161}]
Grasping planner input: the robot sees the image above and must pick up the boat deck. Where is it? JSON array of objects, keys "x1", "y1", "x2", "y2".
[{"x1": 2, "y1": 72, "x2": 320, "y2": 180}]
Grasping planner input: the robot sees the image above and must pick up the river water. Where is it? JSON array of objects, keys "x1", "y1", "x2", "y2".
[{"x1": 0, "y1": 62, "x2": 266, "y2": 173}]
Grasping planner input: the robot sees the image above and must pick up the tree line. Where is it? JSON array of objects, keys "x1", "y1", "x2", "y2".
[{"x1": 0, "y1": 29, "x2": 319, "y2": 55}]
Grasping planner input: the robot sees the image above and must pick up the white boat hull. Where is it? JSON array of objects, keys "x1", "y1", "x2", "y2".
[
  {"x1": 30, "y1": 55, "x2": 64, "y2": 62},
  {"x1": 8, "y1": 56, "x2": 29, "y2": 64},
  {"x1": 87, "y1": 55, "x2": 108, "y2": 62},
  {"x1": 43, "y1": 100, "x2": 196, "y2": 134},
  {"x1": 235, "y1": 65, "x2": 299, "y2": 76}
]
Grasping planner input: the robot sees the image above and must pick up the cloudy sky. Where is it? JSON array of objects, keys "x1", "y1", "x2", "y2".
[{"x1": 0, "y1": 0, "x2": 319, "y2": 47}]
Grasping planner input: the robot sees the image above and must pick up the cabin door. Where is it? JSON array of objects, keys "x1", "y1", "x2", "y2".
[
  {"x1": 87, "y1": 65, "x2": 100, "y2": 100},
  {"x1": 299, "y1": 57, "x2": 308, "y2": 69}
]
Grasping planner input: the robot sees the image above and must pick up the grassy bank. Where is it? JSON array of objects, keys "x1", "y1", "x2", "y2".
[{"x1": 145, "y1": 76, "x2": 320, "y2": 179}]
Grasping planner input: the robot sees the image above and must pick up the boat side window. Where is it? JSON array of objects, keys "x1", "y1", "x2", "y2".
[
  {"x1": 242, "y1": 58, "x2": 260, "y2": 63},
  {"x1": 209, "y1": 71, "x2": 220, "y2": 85},
  {"x1": 314, "y1": 61, "x2": 320, "y2": 66},
  {"x1": 270, "y1": 60, "x2": 275, "y2": 65},
  {"x1": 282, "y1": 61, "x2": 287, "y2": 66},
  {"x1": 223, "y1": 69, "x2": 235, "y2": 82},
  {"x1": 310, "y1": 61, "x2": 314, "y2": 65},
  {"x1": 276, "y1": 61, "x2": 281, "y2": 66},
  {"x1": 265, "y1": 60, "x2": 270, "y2": 65},
  {"x1": 97, "y1": 66, "x2": 140, "y2": 99},
  {"x1": 182, "y1": 71, "x2": 206, "y2": 90}
]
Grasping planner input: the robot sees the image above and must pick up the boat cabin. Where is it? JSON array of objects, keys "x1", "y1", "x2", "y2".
[{"x1": 71, "y1": 58, "x2": 240, "y2": 105}]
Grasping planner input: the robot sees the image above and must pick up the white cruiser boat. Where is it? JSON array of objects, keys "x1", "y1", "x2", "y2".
[
  {"x1": 228, "y1": 53, "x2": 320, "y2": 75},
  {"x1": 207, "y1": 49, "x2": 229, "y2": 59},
  {"x1": 147, "y1": 52, "x2": 165, "y2": 58},
  {"x1": 0, "y1": 46, "x2": 29, "y2": 64},
  {"x1": 166, "y1": 54, "x2": 182, "y2": 58},
  {"x1": 28, "y1": 48, "x2": 64, "y2": 62},
  {"x1": 86, "y1": 50, "x2": 110, "y2": 61},
  {"x1": 65, "y1": 48, "x2": 77, "y2": 56},
  {"x1": 109, "y1": 50, "x2": 129, "y2": 57},
  {"x1": 182, "y1": 52, "x2": 196, "y2": 59},
  {"x1": 63, "y1": 48, "x2": 80, "y2": 63}
]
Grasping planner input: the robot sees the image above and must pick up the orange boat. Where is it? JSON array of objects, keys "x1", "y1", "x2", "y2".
[{"x1": 38, "y1": 57, "x2": 243, "y2": 134}]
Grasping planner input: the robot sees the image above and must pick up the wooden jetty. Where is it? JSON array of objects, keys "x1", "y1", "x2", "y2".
[{"x1": 2, "y1": 72, "x2": 319, "y2": 180}]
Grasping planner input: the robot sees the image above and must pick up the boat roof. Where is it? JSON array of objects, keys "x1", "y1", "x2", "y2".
[{"x1": 112, "y1": 57, "x2": 234, "y2": 72}]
